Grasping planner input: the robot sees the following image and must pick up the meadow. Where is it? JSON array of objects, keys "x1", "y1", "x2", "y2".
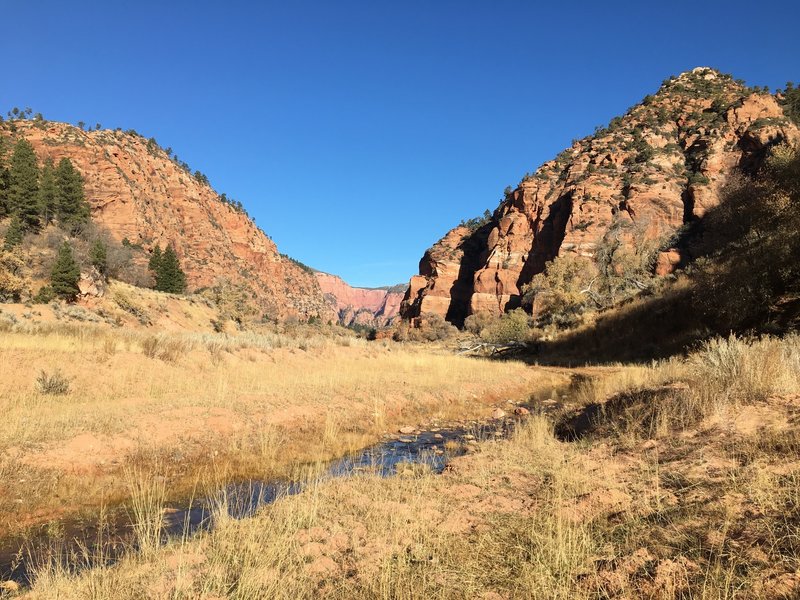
[{"x1": 0, "y1": 318, "x2": 561, "y2": 551}]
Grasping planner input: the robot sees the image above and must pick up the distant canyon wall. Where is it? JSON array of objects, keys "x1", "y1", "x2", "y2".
[{"x1": 316, "y1": 273, "x2": 405, "y2": 327}]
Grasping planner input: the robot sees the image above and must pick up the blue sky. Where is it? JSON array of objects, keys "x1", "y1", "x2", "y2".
[{"x1": 2, "y1": 1, "x2": 798, "y2": 287}]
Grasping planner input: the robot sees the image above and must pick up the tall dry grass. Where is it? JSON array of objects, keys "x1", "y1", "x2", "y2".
[
  {"x1": 568, "y1": 334, "x2": 800, "y2": 440},
  {"x1": 21, "y1": 415, "x2": 598, "y2": 599},
  {"x1": 14, "y1": 333, "x2": 800, "y2": 598},
  {"x1": 17, "y1": 334, "x2": 800, "y2": 598},
  {"x1": 0, "y1": 319, "x2": 559, "y2": 543}
]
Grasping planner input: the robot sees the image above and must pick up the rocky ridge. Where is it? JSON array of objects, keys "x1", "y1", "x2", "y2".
[
  {"x1": 316, "y1": 272, "x2": 405, "y2": 326},
  {"x1": 3, "y1": 120, "x2": 334, "y2": 321},
  {"x1": 401, "y1": 68, "x2": 800, "y2": 325}
]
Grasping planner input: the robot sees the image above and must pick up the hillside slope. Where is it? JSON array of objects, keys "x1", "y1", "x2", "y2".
[
  {"x1": 1, "y1": 120, "x2": 334, "y2": 321},
  {"x1": 401, "y1": 68, "x2": 800, "y2": 325}
]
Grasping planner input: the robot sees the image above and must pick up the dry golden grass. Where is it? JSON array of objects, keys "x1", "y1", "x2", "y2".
[
  {"x1": 0, "y1": 320, "x2": 561, "y2": 540},
  {"x1": 7, "y1": 334, "x2": 800, "y2": 599},
  {"x1": 20, "y1": 414, "x2": 599, "y2": 599}
]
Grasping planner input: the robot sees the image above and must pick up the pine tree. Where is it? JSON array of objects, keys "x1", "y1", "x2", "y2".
[
  {"x1": 0, "y1": 151, "x2": 9, "y2": 219},
  {"x1": 154, "y1": 244, "x2": 187, "y2": 293},
  {"x1": 148, "y1": 244, "x2": 163, "y2": 274},
  {"x1": 3, "y1": 215, "x2": 23, "y2": 250},
  {"x1": 50, "y1": 241, "x2": 81, "y2": 301},
  {"x1": 90, "y1": 239, "x2": 107, "y2": 275},
  {"x1": 9, "y1": 139, "x2": 40, "y2": 231},
  {"x1": 55, "y1": 158, "x2": 90, "y2": 232},
  {"x1": 39, "y1": 158, "x2": 57, "y2": 225}
]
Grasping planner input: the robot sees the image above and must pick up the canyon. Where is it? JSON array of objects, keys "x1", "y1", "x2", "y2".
[{"x1": 316, "y1": 272, "x2": 405, "y2": 326}]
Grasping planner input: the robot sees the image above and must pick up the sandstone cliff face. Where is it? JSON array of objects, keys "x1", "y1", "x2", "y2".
[
  {"x1": 402, "y1": 69, "x2": 800, "y2": 325},
  {"x1": 5, "y1": 121, "x2": 333, "y2": 321},
  {"x1": 316, "y1": 272, "x2": 406, "y2": 327}
]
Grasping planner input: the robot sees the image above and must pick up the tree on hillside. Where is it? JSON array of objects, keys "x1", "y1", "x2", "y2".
[
  {"x1": 149, "y1": 244, "x2": 187, "y2": 294},
  {"x1": 153, "y1": 244, "x2": 187, "y2": 294},
  {"x1": 0, "y1": 152, "x2": 9, "y2": 219},
  {"x1": 780, "y1": 82, "x2": 800, "y2": 125},
  {"x1": 90, "y1": 238, "x2": 108, "y2": 276},
  {"x1": 50, "y1": 241, "x2": 81, "y2": 301},
  {"x1": 38, "y1": 158, "x2": 57, "y2": 225},
  {"x1": 148, "y1": 244, "x2": 163, "y2": 274},
  {"x1": 3, "y1": 215, "x2": 23, "y2": 250},
  {"x1": 9, "y1": 139, "x2": 40, "y2": 231},
  {"x1": 55, "y1": 158, "x2": 90, "y2": 232}
]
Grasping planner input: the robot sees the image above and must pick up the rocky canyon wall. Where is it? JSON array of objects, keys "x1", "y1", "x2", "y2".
[{"x1": 402, "y1": 68, "x2": 800, "y2": 325}]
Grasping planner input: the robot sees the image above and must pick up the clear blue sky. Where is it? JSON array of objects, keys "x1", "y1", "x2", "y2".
[{"x1": 2, "y1": 1, "x2": 798, "y2": 287}]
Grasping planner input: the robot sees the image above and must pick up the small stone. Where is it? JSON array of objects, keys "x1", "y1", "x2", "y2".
[
  {"x1": 642, "y1": 439, "x2": 658, "y2": 450},
  {"x1": 492, "y1": 408, "x2": 506, "y2": 419},
  {"x1": 514, "y1": 407, "x2": 530, "y2": 416},
  {"x1": 433, "y1": 433, "x2": 444, "y2": 440},
  {"x1": 399, "y1": 426, "x2": 415, "y2": 435}
]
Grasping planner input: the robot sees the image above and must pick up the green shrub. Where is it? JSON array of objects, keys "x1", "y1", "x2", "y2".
[{"x1": 33, "y1": 285, "x2": 55, "y2": 304}]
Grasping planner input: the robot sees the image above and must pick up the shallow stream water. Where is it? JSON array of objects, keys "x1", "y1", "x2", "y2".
[{"x1": 0, "y1": 415, "x2": 522, "y2": 586}]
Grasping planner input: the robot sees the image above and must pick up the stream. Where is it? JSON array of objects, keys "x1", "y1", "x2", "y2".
[{"x1": 0, "y1": 414, "x2": 529, "y2": 586}]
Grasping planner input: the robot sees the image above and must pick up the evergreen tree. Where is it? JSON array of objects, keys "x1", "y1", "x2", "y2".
[
  {"x1": 90, "y1": 239, "x2": 107, "y2": 275},
  {"x1": 0, "y1": 151, "x2": 9, "y2": 219},
  {"x1": 50, "y1": 241, "x2": 81, "y2": 301},
  {"x1": 3, "y1": 215, "x2": 23, "y2": 250},
  {"x1": 148, "y1": 244, "x2": 163, "y2": 274},
  {"x1": 154, "y1": 244, "x2": 187, "y2": 293},
  {"x1": 38, "y1": 158, "x2": 57, "y2": 225},
  {"x1": 9, "y1": 139, "x2": 40, "y2": 231},
  {"x1": 55, "y1": 158, "x2": 90, "y2": 232}
]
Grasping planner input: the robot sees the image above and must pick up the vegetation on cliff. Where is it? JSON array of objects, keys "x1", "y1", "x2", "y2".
[
  {"x1": 0, "y1": 115, "x2": 333, "y2": 321},
  {"x1": 405, "y1": 69, "x2": 800, "y2": 356}
]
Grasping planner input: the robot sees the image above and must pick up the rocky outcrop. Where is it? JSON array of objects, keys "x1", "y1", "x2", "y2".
[
  {"x1": 316, "y1": 273, "x2": 406, "y2": 327},
  {"x1": 402, "y1": 68, "x2": 800, "y2": 325},
  {"x1": 4, "y1": 121, "x2": 334, "y2": 321}
]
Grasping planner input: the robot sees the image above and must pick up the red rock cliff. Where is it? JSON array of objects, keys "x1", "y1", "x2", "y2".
[
  {"x1": 5, "y1": 120, "x2": 334, "y2": 320},
  {"x1": 316, "y1": 272, "x2": 406, "y2": 326},
  {"x1": 402, "y1": 68, "x2": 800, "y2": 325}
]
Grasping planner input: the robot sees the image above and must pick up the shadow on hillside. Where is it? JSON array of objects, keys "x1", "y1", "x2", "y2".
[
  {"x1": 529, "y1": 285, "x2": 708, "y2": 365},
  {"x1": 518, "y1": 149, "x2": 800, "y2": 366}
]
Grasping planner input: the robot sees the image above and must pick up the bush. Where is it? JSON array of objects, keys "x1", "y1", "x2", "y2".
[
  {"x1": 393, "y1": 313, "x2": 457, "y2": 342},
  {"x1": 690, "y1": 335, "x2": 800, "y2": 406},
  {"x1": 417, "y1": 313, "x2": 457, "y2": 341},
  {"x1": 473, "y1": 309, "x2": 534, "y2": 344},
  {"x1": 464, "y1": 312, "x2": 496, "y2": 336},
  {"x1": 35, "y1": 369, "x2": 70, "y2": 395},
  {"x1": 140, "y1": 334, "x2": 190, "y2": 362},
  {"x1": 112, "y1": 289, "x2": 151, "y2": 325},
  {"x1": 0, "y1": 248, "x2": 25, "y2": 302},
  {"x1": 33, "y1": 285, "x2": 55, "y2": 304},
  {"x1": 521, "y1": 253, "x2": 595, "y2": 331}
]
